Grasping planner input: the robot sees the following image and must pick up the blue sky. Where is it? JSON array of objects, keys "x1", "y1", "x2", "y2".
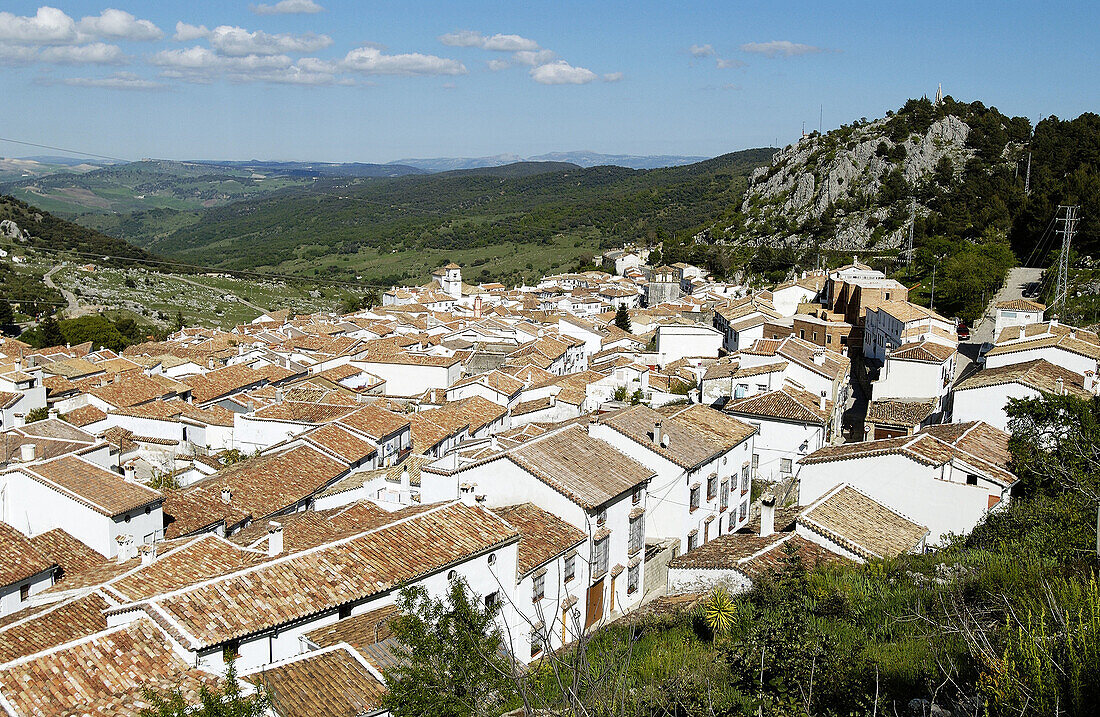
[{"x1": 1, "y1": 1, "x2": 1098, "y2": 163}]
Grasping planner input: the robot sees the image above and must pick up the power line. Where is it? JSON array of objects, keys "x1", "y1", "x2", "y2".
[{"x1": 0, "y1": 136, "x2": 130, "y2": 164}]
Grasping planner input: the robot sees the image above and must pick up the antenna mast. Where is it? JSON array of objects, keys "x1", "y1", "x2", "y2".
[
  {"x1": 1054, "y1": 204, "x2": 1079, "y2": 310},
  {"x1": 1024, "y1": 152, "x2": 1032, "y2": 195}
]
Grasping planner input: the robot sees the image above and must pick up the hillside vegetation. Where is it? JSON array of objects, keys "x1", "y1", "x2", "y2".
[{"x1": 76, "y1": 149, "x2": 773, "y2": 287}]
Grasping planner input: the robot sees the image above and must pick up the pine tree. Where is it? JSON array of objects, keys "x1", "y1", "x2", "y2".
[
  {"x1": 0, "y1": 301, "x2": 13, "y2": 327},
  {"x1": 39, "y1": 315, "x2": 64, "y2": 347},
  {"x1": 614, "y1": 304, "x2": 632, "y2": 332}
]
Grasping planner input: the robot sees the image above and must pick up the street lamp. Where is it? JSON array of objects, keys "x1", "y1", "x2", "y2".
[{"x1": 930, "y1": 253, "x2": 946, "y2": 311}]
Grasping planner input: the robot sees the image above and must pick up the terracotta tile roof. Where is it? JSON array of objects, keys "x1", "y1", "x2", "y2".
[
  {"x1": 116, "y1": 502, "x2": 517, "y2": 649},
  {"x1": 920, "y1": 421, "x2": 1013, "y2": 470},
  {"x1": 988, "y1": 322, "x2": 1100, "y2": 360},
  {"x1": 668, "y1": 529, "x2": 844, "y2": 576},
  {"x1": 60, "y1": 404, "x2": 107, "y2": 428},
  {"x1": 250, "y1": 401, "x2": 357, "y2": 424},
  {"x1": 995, "y1": 299, "x2": 1045, "y2": 311},
  {"x1": 798, "y1": 484, "x2": 928, "y2": 559},
  {"x1": 106, "y1": 535, "x2": 268, "y2": 603},
  {"x1": 865, "y1": 399, "x2": 936, "y2": 426},
  {"x1": 406, "y1": 413, "x2": 458, "y2": 453},
  {"x1": 600, "y1": 404, "x2": 755, "y2": 470},
  {"x1": 230, "y1": 502, "x2": 432, "y2": 553},
  {"x1": 0, "y1": 591, "x2": 111, "y2": 664},
  {"x1": 726, "y1": 384, "x2": 831, "y2": 424},
  {"x1": 0, "y1": 618, "x2": 222, "y2": 717},
  {"x1": 247, "y1": 645, "x2": 387, "y2": 717},
  {"x1": 506, "y1": 426, "x2": 654, "y2": 508},
  {"x1": 703, "y1": 360, "x2": 788, "y2": 380},
  {"x1": 452, "y1": 369, "x2": 523, "y2": 397},
  {"x1": 183, "y1": 363, "x2": 280, "y2": 404},
  {"x1": 40, "y1": 357, "x2": 102, "y2": 380},
  {"x1": 954, "y1": 359, "x2": 1092, "y2": 399},
  {"x1": 19, "y1": 455, "x2": 162, "y2": 517},
  {"x1": 163, "y1": 445, "x2": 348, "y2": 538},
  {"x1": 303, "y1": 423, "x2": 378, "y2": 464},
  {"x1": 890, "y1": 340, "x2": 956, "y2": 363},
  {"x1": 42, "y1": 374, "x2": 78, "y2": 397},
  {"x1": 305, "y1": 604, "x2": 399, "y2": 652},
  {"x1": 27, "y1": 529, "x2": 106, "y2": 585},
  {"x1": 337, "y1": 405, "x2": 411, "y2": 441},
  {"x1": 492, "y1": 503, "x2": 586, "y2": 577},
  {"x1": 318, "y1": 457, "x2": 437, "y2": 498},
  {"x1": 871, "y1": 300, "x2": 951, "y2": 325},
  {"x1": 86, "y1": 373, "x2": 183, "y2": 409},
  {"x1": 0, "y1": 522, "x2": 54, "y2": 588}
]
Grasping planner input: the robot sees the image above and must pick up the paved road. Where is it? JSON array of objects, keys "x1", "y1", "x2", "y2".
[{"x1": 954, "y1": 266, "x2": 1044, "y2": 381}]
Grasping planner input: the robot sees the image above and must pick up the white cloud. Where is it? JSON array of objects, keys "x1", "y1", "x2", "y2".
[
  {"x1": 716, "y1": 57, "x2": 746, "y2": 69},
  {"x1": 602, "y1": 72, "x2": 623, "y2": 82},
  {"x1": 207, "y1": 25, "x2": 332, "y2": 56},
  {"x1": 77, "y1": 9, "x2": 162, "y2": 41},
  {"x1": 439, "y1": 30, "x2": 538, "y2": 52},
  {"x1": 342, "y1": 45, "x2": 466, "y2": 76},
  {"x1": 173, "y1": 22, "x2": 209, "y2": 42},
  {"x1": 0, "y1": 7, "x2": 79, "y2": 45},
  {"x1": 512, "y1": 49, "x2": 555, "y2": 66},
  {"x1": 740, "y1": 40, "x2": 824, "y2": 57},
  {"x1": 486, "y1": 59, "x2": 509, "y2": 71},
  {"x1": 63, "y1": 71, "x2": 162, "y2": 89},
  {"x1": 529, "y1": 60, "x2": 597, "y2": 85},
  {"x1": 251, "y1": 0, "x2": 324, "y2": 15},
  {"x1": 689, "y1": 43, "x2": 715, "y2": 57},
  {"x1": 0, "y1": 44, "x2": 37, "y2": 64},
  {"x1": 152, "y1": 45, "x2": 339, "y2": 85},
  {"x1": 40, "y1": 42, "x2": 126, "y2": 64}
]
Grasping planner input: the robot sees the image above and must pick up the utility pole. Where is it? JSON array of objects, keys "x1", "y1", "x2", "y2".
[
  {"x1": 1054, "y1": 205, "x2": 1079, "y2": 310},
  {"x1": 906, "y1": 197, "x2": 916, "y2": 267},
  {"x1": 1024, "y1": 152, "x2": 1032, "y2": 195},
  {"x1": 819, "y1": 104, "x2": 823, "y2": 134},
  {"x1": 930, "y1": 253, "x2": 945, "y2": 311}
]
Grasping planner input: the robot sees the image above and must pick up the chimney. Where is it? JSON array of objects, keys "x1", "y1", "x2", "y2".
[
  {"x1": 275, "y1": 388, "x2": 284, "y2": 404},
  {"x1": 1056, "y1": 377, "x2": 1065, "y2": 395},
  {"x1": 267, "y1": 522, "x2": 284, "y2": 556},
  {"x1": 1051, "y1": 315, "x2": 1059, "y2": 328},
  {"x1": 401, "y1": 464, "x2": 409, "y2": 487},
  {"x1": 208, "y1": 358, "x2": 216, "y2": 370},
  {"x1": 123, "y1": 463, "x2": 136, "y2": 481},
  {"x1": 819, "y1": 391, "x2": 827, "y2": 412},
  {"x1": 812, "y1": 349, "x2": 825, "y2": 366},
  {"x1": 139, "y1": 544, "x2": 156, "y2": 566},
  {"x1": 653, "y1": 420, "x2": 662, "y2": 446},
  {"x1": 113, "y1": 372, "x2": 120, "y2": 384},
  {"x1": 549, "y1": 393, "x2": 557, "y2": 408},
  {"x1": 19, "y1": 443, "x2": 35, "y2": 462},
  {"x1": 841, "y1": 346, "x2": 848, "y2": 357},
  {"x1": 48, "y1": 407, "x2": 58, "y2": 418},
  {"x1": 116, "y1": 535, "x2": 136, "y2": 563},
  {"x1": 238, "y1": 344, "x2": 246, "y2": 356},
  {"x1": 221, "y1": 486, "x2": 232, "y2": 504},
  {"x1": 760, "y1": 493, "x2": 776, "y2": 538},
  {"x1": 1071, "y1": 328, "x2": 1077, "y2": 340}
]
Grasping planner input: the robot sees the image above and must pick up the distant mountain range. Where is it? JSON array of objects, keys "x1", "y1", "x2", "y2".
[{"x1": 388, "y1": 151, "x2": 710, "y2": 173}]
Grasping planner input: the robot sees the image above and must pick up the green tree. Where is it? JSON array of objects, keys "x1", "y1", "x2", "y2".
[
  {"x1": 614, "y1": 304, "x2": 632, "y2": 332},
  {"x1": 0, "y1": 300, "x2": 12, "y2": 327},
  {"x1": 24, "y1": 407, "x2": 48, "y2": 423},
  {"x1": 174, "y1": 310, "x2": 185, "y2": 331},
  {"x1": 139, "y1": 660, "x2": 267, "y2": 717},
  {"x1": 383, "y1": 580, "x2": 516, "y2": 717},
  {"x1": 38, "y1": 315, "x2": 64, "y2": 347}
]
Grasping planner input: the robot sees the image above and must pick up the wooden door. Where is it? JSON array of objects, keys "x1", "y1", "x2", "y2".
[
  {"x1": 874, "y1": 426, "x2": 904, "y2": 440},
  {"x1": 608, "y1": 576, "x2": 616, "y2": 616},
  {"x1": 585, "y1": 578, "x2": 604, "y2": 629}
]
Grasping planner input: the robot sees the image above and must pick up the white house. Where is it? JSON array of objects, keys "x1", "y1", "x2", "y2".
[
  {"x1": 0, "y1": 521, "x2": 57, "y2": 616},
  {"x1": 872, "y1": 339, "x2": 956, "y2": 404},
  {"x1": 654, "y1": 324, "x2": 723, "y2": 367},
  {"x1": 984, "y1": 320, "x2": 1100, "y2": 376},
  {"x1": 590, "y1": 404, "x2": 756, "y2": 549},
  {"x1": 951, "y1": 359, "x2": 1093, "y2": 432},
  {"x1": 724, "y1": 384, "x2": 830, "y2": 483},
  {"x1": 796, "y1": 421, "x2": 1016, "y2": 544},
  {"x1": 993, "y1": 299, "x2": 1045, "y2": 339},
  {"x1": 863, "y1": 300, "x2": 956, "y2": 362},
  {"x1": 0, "y1": 454, "x2": 164, "y2": 558},
  {"x1": 0, "y1": 368, "x2": 45, "y2": 430}
]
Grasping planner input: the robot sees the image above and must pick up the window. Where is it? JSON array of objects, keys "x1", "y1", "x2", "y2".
[
  {"x1": 487, "y1": 553, "x2": 496, "y2": 566},
  {"x1": 735, "y1": 383, "x2": 747, "y2": 399},
  {"x1": 885, "y1": 291, "x2": 891, "y2": 300},
  {"x1": 592, "y1": 537, "x2": 609, "y2": 578},
  {"x1": 19, "y1": 584, "x2": 29, "y2": 602},
  {"x1": 799, "y1": 330, "x2": 805, "y2": 339},
  {"x1": 632, "y1": 486, "x2": 642, "y2": 505},
  {"x1": 447, "y1": 570, "x2": 458, "y2": 581},
  {"x1": 596, "y1": 507, "x2": 607, "y2": 526},
  {"x1": 739, "y1": 501, "x2": 748, "y2": 523},
  {"x1": 780, "y1": 458, "x2": 793, "y2": 474},
  {"x1": 750, "y1": 422, "x2": 761, "y2": 433},
  {"x1": 689, "y1": 486, "x2": 700, "y2": 512},
  {"x1": 812, "y1": 331, "x2": 818, "y2": 342},
  {"x1": 719, "y1": 480, "x2": 729, "y2": 511},
  {"x1": 840, "y1": 335, "x2": 848, "y2": 345},
  {"x1": 826, "y1": 334, "x2": 833, "y2": 344},
  {"x1": 741, "y1": 464, "x2": 750, "y2": 490},
  {"x1": 530, "y1": 629, "x2": 544, "y2": 657},
  {"x1": 752, "y1": 453, "x2": 759, "y2": 471},
  {"x1": 629, "y1": 515, "x2": 644, "y2": 554},
  {"x1": 532, "y1": 572, "x2": 545, "y2": 601},
  {"x1": 564, "y1": 554, "x2": 576, "y2": 582},
  {"x1": 124, "y1": 514, "x2": 131, "y2": 524},
  {"x1": 339, "y1": 604, "x2": 352, "y2": 619},
  {"x1": 757, "y1": 383, "x2": 767, "y2": 392},
  {"x1": 485, "y1": 591, "x2": 499, "y2": 611},
  {"x1": 687, "y1": 531, "x2": 698, "y2": 551},
  {"x1": 707, "y1": 475, "x2": 717, "y2": 501},
  {"x1": 223, "y1": 641, "x2": 240, "y2": 661},
  {"x1": 627, "y1": 563, "x2": 639, "y2": 594},
  {"x1": 704, "y1": 521, "x2": 709, "y2": 543},
  {"x1": 966, "y1": 474, "x2": 979, "y2": 486}
]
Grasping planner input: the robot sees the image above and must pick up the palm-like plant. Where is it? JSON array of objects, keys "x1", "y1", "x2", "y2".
[{"x1": 702, "y1": 588, "x2": 736, "y2": 635}]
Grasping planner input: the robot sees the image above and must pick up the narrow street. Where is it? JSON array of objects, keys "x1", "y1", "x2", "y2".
[{"x1": 954, "y1": 266, "x2": 1044, "y2": 382}]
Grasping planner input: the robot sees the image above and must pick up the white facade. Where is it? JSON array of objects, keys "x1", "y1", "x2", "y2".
[
  {"x1": 994, "y1": 306, "x2": 1044, "y2": 338},
  {"x1": 873, "y1": 355, "x2": 953, "y2": 402},
  {"x1": 654, "y1": 324, "x2": 723, "y2": 367},
  {"x1": 951, "y1": 382, "x2": 1036, "y2": 432}
]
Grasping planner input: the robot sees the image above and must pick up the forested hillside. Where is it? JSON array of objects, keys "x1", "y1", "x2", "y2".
[{"x1": 77, "y1": 149, "x2": 773, "y2": 287}]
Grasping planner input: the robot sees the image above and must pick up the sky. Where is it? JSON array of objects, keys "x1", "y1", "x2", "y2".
[{"x1": 1, "y1": 1, "x2": 1098, "y2": 163}]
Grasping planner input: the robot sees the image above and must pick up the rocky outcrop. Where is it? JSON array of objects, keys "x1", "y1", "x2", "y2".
[
  {"x1": 734, "y1": 114, "x2": 979, "y2": 250},
  {"x1": 0, "y1": 219, "x2": 25, "y2": 241}
]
